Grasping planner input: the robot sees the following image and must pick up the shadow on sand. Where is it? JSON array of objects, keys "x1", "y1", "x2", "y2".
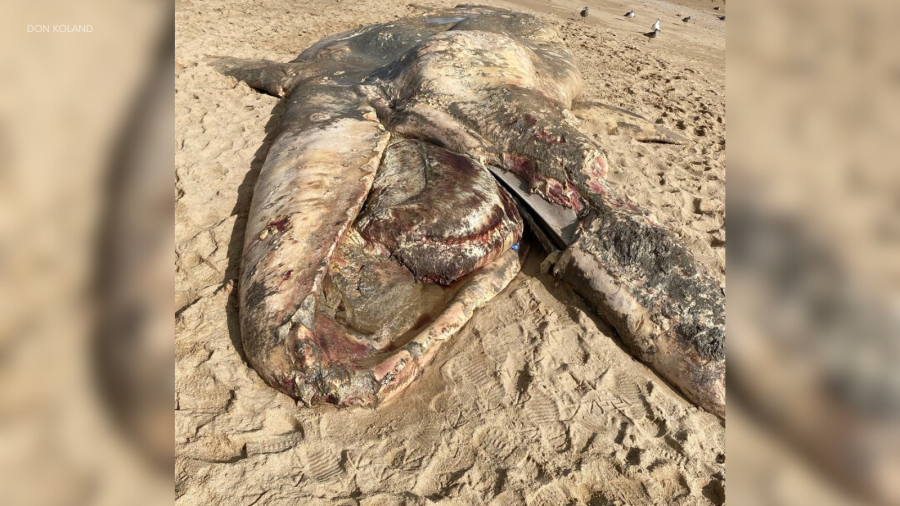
[{"x1": 223, "y1": 99, "x2": 286, "y2": 363}]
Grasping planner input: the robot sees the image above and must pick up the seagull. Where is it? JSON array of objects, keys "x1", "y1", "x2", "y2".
[
  {"x1": 714, "y1": 6, "x2": 720, "y2": 10},
  {"x1": 580, "y1": 6, "x2": 589, "y2": 21},
  {"x1": 643, "y1": 28, "x2": 660, "y2": 42},
  {"x1": 652, "y1": 17, "x2": 661, "y2": 31},
  {"x1": 682, "y1": 16, "x2": 691, "y2": 24},
  {"x1": 718, "y1": 15, "x2": 726, "y2": 20},
  {"x1": 625, "y1": 10, "x2": 636, "y2": 17}
]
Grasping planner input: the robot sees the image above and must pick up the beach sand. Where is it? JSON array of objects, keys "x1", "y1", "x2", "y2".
[{"x1": 175, "y1": 0, "x2": 726, "y2": 503}]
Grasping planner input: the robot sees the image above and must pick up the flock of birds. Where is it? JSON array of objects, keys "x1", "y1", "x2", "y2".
[{"x1": 579, "y1": 4, "x2": 726, "y2": 42}]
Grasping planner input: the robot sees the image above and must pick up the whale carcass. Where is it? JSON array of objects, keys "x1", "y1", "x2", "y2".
[{"x1": 214, "y1": 6, "x2": 725, "y2": 416}]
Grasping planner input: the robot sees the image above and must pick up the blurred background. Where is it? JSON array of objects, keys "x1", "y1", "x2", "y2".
[
  {"x1": 0, "y1": 0, "x2": 898, "y2": 503},
  {"x1": 0, "y1": 1, "x2": 173, "y2": 506},
  {"x1": 729, "y1": 0, "x2": 900, "y2": 504}
]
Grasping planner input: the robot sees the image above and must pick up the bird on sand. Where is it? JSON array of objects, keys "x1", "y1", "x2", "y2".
[
  {"x1": 652, "y1": 17, "x2": 661, "y2": 31},
  {"x1": 643, "y1": 28, "x2": 660, "y2": 42},
  {"x1": 718, "y1": 15, "x2": 726, "y2": 20},
  {"x1": 714, "y1": 6, "x2": 720, "y2": 10},
  {"x1": 682, "y1": 16, "x2": 691, "y2": 24},
  {"x1": 625, "y1": 10, "x2": 636, "y2": 17},
  {"x1": 580, "y1": 6, "x2": 589, "y2": 21}
]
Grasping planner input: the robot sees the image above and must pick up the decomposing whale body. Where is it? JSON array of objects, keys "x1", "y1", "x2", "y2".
[{"x1": 215, "y1": 6, "x2": 725, "y2": 416}]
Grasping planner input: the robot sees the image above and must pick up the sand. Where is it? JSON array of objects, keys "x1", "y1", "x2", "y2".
[{"x1": 175, "y1": 0, "x2": 726, "y2": 503}]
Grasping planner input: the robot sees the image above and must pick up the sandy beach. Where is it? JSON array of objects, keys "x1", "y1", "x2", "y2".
[{"x1": 175, "y1": 0, "x2": 726, "y2": 503}]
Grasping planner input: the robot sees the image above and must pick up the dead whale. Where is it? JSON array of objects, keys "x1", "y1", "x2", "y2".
[{"x1": 213, "y1": 5, "x2": 725, "y2": 416}]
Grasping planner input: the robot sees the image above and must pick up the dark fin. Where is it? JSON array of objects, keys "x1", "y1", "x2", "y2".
[
  {"x1": 207, "y1": 57, "x2": 302, "y2": 97},
  {"x1": 572, "y1": 101, "x2": 688, "y2": 144}
]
